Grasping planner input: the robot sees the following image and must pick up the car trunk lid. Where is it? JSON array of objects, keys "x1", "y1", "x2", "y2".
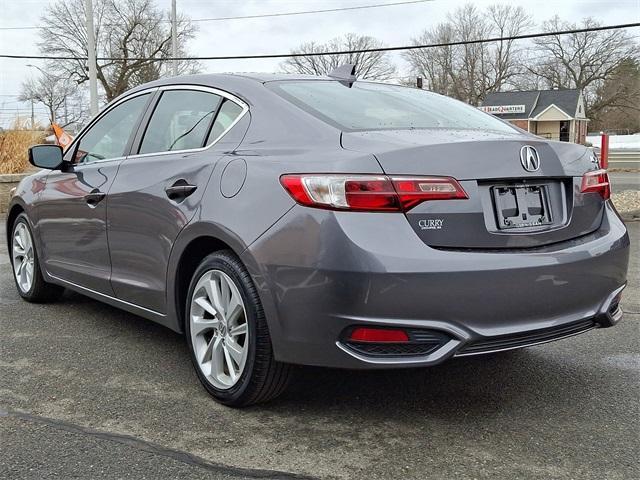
[{"x1": 341, "y1": 129, "x2": 604, "y2": 249}]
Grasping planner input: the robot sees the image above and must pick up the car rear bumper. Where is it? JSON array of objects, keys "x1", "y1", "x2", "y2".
[{"x1": 243, "y1": 201, "x2": 630, "y2": 369}]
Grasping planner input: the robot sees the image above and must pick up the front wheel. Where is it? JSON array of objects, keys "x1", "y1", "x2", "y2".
[
  {"x1": 185, "y1": 251, "x2": 292, "y2": 407},
  {"x1": 10, "y1": 213, "x2": 64, "y2": 303}
]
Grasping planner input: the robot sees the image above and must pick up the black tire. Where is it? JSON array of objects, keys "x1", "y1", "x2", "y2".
[
  {"x1": 10, "y1": 213, "x2": 64, "y2": 303},
  {"x1": 185, "y1": 250, "x2": 292, "y2": 407}
]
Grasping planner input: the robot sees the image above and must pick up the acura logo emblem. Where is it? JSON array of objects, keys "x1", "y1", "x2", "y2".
[{"x1": 520, "y1": 146, "x2": 540, "y2": 172}]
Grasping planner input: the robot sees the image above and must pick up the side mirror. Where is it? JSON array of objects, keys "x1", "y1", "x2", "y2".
[{"x1": 28, "y1": 144, "x2": 64, "y2": 170}]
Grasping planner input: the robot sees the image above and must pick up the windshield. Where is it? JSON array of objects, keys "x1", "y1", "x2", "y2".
[{"x1": 269, "y1": 80, "x2": 516, "y2": 133}]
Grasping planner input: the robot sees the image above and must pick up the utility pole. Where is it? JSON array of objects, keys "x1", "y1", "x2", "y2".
[
  {"x1": 171, "y1": 0, "x2": 178, "y2": 76},
  {"x1": 85, "y1": 0, "x2": 99, "y2": 115},
  {"x1": 25, "y1": 65, "x2": 39, "y2": 128}
]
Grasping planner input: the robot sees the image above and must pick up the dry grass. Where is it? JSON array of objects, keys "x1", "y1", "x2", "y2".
[{"x1": 0, "y1": 118, "x2": 46, "y2": 174}]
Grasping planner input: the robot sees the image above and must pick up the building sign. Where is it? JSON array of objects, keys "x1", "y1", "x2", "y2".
[{"x1": 479, "y1": 104, "x2": 526, "y2": 114}]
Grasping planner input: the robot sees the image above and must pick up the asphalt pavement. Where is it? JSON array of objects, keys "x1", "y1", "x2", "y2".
[{"x1": 1, "y1": 221, "x2": 638, "y2": 480}]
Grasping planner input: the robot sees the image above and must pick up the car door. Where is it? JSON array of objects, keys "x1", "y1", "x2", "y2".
[
  {"x1": 107, "y1": 86, "x2": 248, "y2": 313},
  {"x1": 37, "y1": 92, "x2": 153, "y2": 294}
]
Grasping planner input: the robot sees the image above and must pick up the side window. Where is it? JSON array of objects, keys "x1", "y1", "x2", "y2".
[
  {"x1": 206, "y1": 100, "x2": 243, "y2": 145},
  {"x1": 73, "y1": 94, "x2": 150, "y2": 164},
  {"x1": 139, "y1": 90, "x2": 222, "y2": 154}
]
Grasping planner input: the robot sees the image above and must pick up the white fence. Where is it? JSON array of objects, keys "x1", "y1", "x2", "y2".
[{"x1": 586, "y1": 134, "x2": 640, "y2": 150}]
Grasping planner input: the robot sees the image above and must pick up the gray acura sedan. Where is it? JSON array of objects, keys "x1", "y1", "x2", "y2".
[{"x1": 6, "y1": 67, "x2": 630, "y2": 406}]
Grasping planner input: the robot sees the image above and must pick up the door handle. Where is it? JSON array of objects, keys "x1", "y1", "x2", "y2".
[
  {"x1": 85, "y1": 189, "x2": 106, "y2": 207},
  {"x1": 165, "y1": 181, "x2": 197, "y2": 201}
]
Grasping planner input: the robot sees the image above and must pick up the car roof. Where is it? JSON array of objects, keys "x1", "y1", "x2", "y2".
[
  {"x1": 232, "y1": 72, "x2": 337, "y2": 82},
  {"x1": 119, "y1": 72, "x2": 340, "y2": 105},
  {"x1": 129, "y1": 72, "x2": 334, "y2": 90}
]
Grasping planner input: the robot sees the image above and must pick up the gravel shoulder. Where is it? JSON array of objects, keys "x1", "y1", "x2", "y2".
[{"x1": 612, "y1": 190, "x2": 640, "y2": 221}]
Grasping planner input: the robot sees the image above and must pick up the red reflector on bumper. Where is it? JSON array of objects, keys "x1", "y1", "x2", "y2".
[{"x1": 349, "y1": 327, "x2": 409, "y2": 343}]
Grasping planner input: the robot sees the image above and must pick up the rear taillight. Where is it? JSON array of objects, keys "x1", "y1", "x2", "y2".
[
  {"x1": 580, "y1": 169, "x2": 610, "y2": 200},
  {"x1": 392, "y1": 177, "x2": 469, "y2": 210},
  {"x1": 280, "y1": 174, "x2": 468, "y2": 212}
]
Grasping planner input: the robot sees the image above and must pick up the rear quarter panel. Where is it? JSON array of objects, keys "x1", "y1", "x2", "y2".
[{"x1": 164, "y1": 82, "x2": 387, "y2": 331}]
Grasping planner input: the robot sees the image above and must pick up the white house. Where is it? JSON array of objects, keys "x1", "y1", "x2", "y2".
[{"x1": 480, "y1": 89, "x2": 588, "y2": 144}]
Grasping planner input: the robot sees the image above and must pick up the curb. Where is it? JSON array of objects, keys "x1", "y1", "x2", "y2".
[
  {"x1": 620, "y1": 209, "x2": 640, "y2": 222},
  {"x1": 1, "y1": 173, "x2": 31, "y2": 215},
  {"x1": 0, "y1": 173, "x2": 30, "y2": 182}
]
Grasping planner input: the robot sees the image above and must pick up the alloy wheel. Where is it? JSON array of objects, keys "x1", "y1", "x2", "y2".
[
  {"x1": 189, "y1": 269, "x2": 249, "y2": 389},
  {"x1": 12, "y1": 222, "x2": 35, "y2": 293}
]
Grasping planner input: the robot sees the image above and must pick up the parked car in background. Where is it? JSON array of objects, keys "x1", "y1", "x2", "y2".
[{"x1": 6, "y1": 68, "x2": 629, "y2": 406}]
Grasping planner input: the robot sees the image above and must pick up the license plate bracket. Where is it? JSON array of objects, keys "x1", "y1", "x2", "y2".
[{"x1": 492, "y1": 184, "x2": 553, "y2": 229}]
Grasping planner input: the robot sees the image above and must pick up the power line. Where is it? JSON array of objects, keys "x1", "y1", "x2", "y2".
[
  {"x1": 0, "y1": 1, "x2": 433, "y2": 30},
  {"x1": 190, "y1": 0, "x2": 432, "y2": 22},
  {"x1": 0, "y1": 108, "x2": 50, "y2": 111},
  {"x1": 1, "y1": 22, "x2": 637, "y2": 62}
]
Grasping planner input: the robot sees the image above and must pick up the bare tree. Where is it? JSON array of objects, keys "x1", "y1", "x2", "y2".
[
  {"x1": 19, "y1": 73, "x2": 86, "y2": 127},
  {"x1": 404, "y1": 4, "x2": 532, "y2": 104},
  {"x1": 38, "y1": 0, "x2": 199, "y2": 102},
  {"x1": 528, "y1": 16, "x2": 638, "y2": 116},
  {"x1": 589, "y1": 58, "x2": 640, "y2": 132},
  {"x1": 281, "y1": 33, "x2": 397, "y2": 80},
  {"x1": 404, "y1": 23, "x2": 456, "y2": 95}
]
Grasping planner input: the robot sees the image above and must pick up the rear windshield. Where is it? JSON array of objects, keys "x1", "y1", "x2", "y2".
[{"x1": 268, "y1": 80, "x2": 516, "y2": 133}]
